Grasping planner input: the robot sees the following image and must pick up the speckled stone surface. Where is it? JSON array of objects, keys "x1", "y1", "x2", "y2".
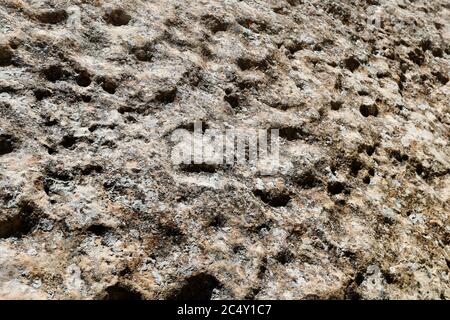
[{"x1": 0, "y1": 0, "x2": 448, "y2": 299}]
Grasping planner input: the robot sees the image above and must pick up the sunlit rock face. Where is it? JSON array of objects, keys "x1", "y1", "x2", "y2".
[{"x1": 0, "y1": 0, "x2": 448, "y2": 300}]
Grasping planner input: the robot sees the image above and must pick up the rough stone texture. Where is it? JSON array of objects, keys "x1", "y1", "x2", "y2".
[{"x1": 0, "y1": 0, "x2": 449, "y2": 300}]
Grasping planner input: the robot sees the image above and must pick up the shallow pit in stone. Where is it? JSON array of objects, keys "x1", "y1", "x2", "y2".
[
  {"x1": 104, "y1": 9, "x2": 131, "y2": 26},
  {"x1": 253, "y1": 190, "x2": 291, "y2": 207},
  {"x1": 36, "y1": 9, "x2": 68, "y2": 24},
  {"x1": 103, "y1": 284, "x2": 142, "y2": 300},
  {"x1": 0, "y1": 134, "x2": 16, "y2": 155},
  {"x1": 0, "y1": 45, "x2": 13, "y2": 66},
  {"x1": 168, "y1": 273, "x2": 220, "y2": 300},
  {"x1": 360, "y1": 104, "x2": 379, "y2": 117}
]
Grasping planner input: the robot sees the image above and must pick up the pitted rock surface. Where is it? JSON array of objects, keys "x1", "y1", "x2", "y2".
[{"x1": 0, "y1": 0, "x2": 449, "y2": 299}]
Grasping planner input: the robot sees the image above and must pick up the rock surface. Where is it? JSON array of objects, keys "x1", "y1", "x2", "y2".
[{"x1": 0, "y1": 0, "x2": 449, "y2": 299}]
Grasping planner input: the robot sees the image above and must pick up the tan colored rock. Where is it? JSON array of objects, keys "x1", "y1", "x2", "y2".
[{"x1": 0, "y1": 0, "x2": 448, "y2": 300}]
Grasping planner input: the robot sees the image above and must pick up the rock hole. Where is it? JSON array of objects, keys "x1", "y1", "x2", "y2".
[
  {"x1": 104, "y1": 9, "x2": 131, "y2": 26},
  {"x1": 294, "y1": 170, "x2": 321, "y2": 189},
  {"x1": 208, "y1": 214, "x2": 226, "y2": 229},
  {"x1": 42, "y1": 65, "x2": 64, "y2": 82},
  {"x1": 43, "y1": 115, "x2": 58, "y2": 126},
  {"x1": 76, "y1": 71, "x2": 91, "y2": 87},
  {"x1": 87, "y1": 224, "x2": 112, "y2": 236},
  {"x1": 349, "y1": 158, "x2": 363, "y2": 177},
  {"x1": 360, "y1": 104, "x2": 379, "y2": 117},
  {"x1": 287, "y1": 0, "x2": 301, "y2": 6},
  {"x1": 202, "y1": 14, "x2": 229, "y2": 33},
  {"x1": 365, "y1": 145, "x2": 376, "y2": 156},
  {"x1": 408, "y1": 48, "x2": 425, "y2": 65},
  {"x1": 415, "y1": 163, "x2": 424, "y2": 176},
  {"x1": 343, "y1": 56, "x2": 360, "y2": 72},
  {"x1": 253, "y1": 190, "x2": 291, "y2": 207},
  {"x1": 357, "y1": 89, "x2": 370, "y2": 96},
  {"x1": 101, "y1": 79, "x2": 117, "y2": 94},
  {"x1": 34, "y1": 88, "x2": 52, "y2": 101},
  {"x1": 159, "y1": 223, "x2": 185, "y2": 243},
  {"x1": 180, "y1": 162, "x2": 217, "y2": 174},
  {"x1": 224, "y1": 93, "x2": 240, "y2": 109},
  {"x1": 376, "y1": 71, "x2": 390, "y2": 78},
  {"x1": 177, "y1": 122, "x2": 209, "y2": 133},
  {"x1": 327, "y1": 181, "x2": 347, "y2": 195},
  {"x1": 382, "y1": 270, "x2": 396, "y2": 284},
  {"x1": 420, "y1": 39, "x2": 433, "y2": 51},
  {"x1": 274, "y1": 249, "x2": 294, "y2": 265},
  {"x1": 46, "y1": 146, "x2": 57, "y2": 155},
  {"x1": 0, "y1": 201, "x2": 39, "y2": 239},
  {"x1": 103, "y1": 284, "x2": 142, "y2": 300},
  {"x1": 60, "y1": 135, "x2": 79, "y2": 149},
  {"x1": 278, "y1": 127, "x2": 309, "y2": 141},
  {"x1": 0, "y1": 45, "x2": 13, "y2": 67},
  {"x1": 390, "y1": 150, "x2": 409, "y2": 162},
  {"x1": 232, "y1": 245, "x2": 245, "y2": 254},
  {"x1": 363, "y1": 176, "x2": 371, "y2": 184},
  {"x1": 0, "y1": 134, "x2": 16, "y2": 155},
  {"x1": 431, "y1": 47, "x2": 443, "y2": 58},
  {"x1": 330, "y1": 100, "x2": 343, "y2": 110},
  {"x1": 355, "y1": 272, "x2": 365, "y2": 285},
  {"x1": 36, "y1": 9, "x2": 68, "y2": 24},
  {"x1": 81, "y1": 164, "x2": 103, "y2": 175},
  {"x1": 168, "y1": 273, "x2": 220, "y2": 300},
  {"x1": 432, "y1": 71, "x2": 449, "y2": 85},
  {"x1": 132, "y1": 43, "x2": 154, "y2": 62},
  {"x1": 81, "y1": 95, "x2": 91, "y2": 103},
  {"x1": 236, "y1": 56, "x2": 268, "y2": 71},
  {"x1": 154, "y1": 87, "x2": 177, "y2": 104}
]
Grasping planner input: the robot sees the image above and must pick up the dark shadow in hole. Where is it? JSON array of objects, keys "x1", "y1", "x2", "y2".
[
  {"x1": 201, "y1": 14, "x2": 229, "y2": 33},
  {"x1": 253, "y1": 190, "x2": 291, "y2": 207},
  {"x1": 365, "y1": 145, "x2": 376, "y2": 156},
  {"x1": 208, "y1": 214, "x2": 226, "y2": 229},
  {"x1": 180, "y1": 162, "x2": 217, "y2": 174},
  {"x1": 349, "y1": 158, "x2": 363, "y2": 177},
  {"x1": 104, "y1": 9, "x2": 131, "y2": 26},
  {"x1": 42, "y1": 65, "x2": 65, "y2": 82},
  {"x1": 294, "y1": 170, "x2": 321, "y2": 189},
  {"x1": 81, "y1": 164, "x2": 103, "y2": 175},
  {"x1": 132, "y1": 43, "x2": 154, "y2": 62},
  {"x1": 0, "y1": 134, "x2": 16, "y2": 155},
  {"x1": 330, "y1": 100, "x2": 342, "y2": 110},
  {"x1": 274, "y1": 249, "x2": 294, "y2": 265},
  {"x1": 390, "y1": 150, "x2": 409, "y2": 162},
  {"x1": 224, "y1": 94, "x2": 240, "y2": 109},
  {"x1": 34, "y1": 88, "x2": 52, "y2": 101},
  {"x1": 167, "y1": 273, "x2": 220, "y2": 300},
  {"x1": 236, "y1": 56, "x2": 268, "y2": 71},
  {"x1": 60, "y1": 135, "x2": 79, "y2": 149},
  {"x1": 103, "y1": 284, "x2": 142, "y2": 300},
  {"x1": 159, "y1": 223, "x2": 185, "y2": 244},
  {"x1": 154, "y1": 87, "x2": 177, "y2": 104},
  {"x1": 343, "y1": 56, "x2": 360, "y2": 72},
  {"x1": 101, "y1": 79, "x2": 117, "y2": 94},
  {"x1": 360, "y1": 104, "x2": 378, "y2": 117},
  {"x1": 277, "y1": 127, "x2": 310, "y2": 141},
  {"x1": 0, "y1": 201, "x2": 39, "y2": 239},
  {"x1": 36, "y1": 9, "x2": 68, "y2": 24},
  {"x1": 76, "y1": 71, "x2": 91, "y2": 87},
  {"x1": 86, "y1": 224, "x2": 112, "y2": 236},
  {"x1": 0, "y1": 45, "x2": 13, "y2": 66},
  {"x1": 327, "y1": 181, "x2": 348, "y2": 195}
]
